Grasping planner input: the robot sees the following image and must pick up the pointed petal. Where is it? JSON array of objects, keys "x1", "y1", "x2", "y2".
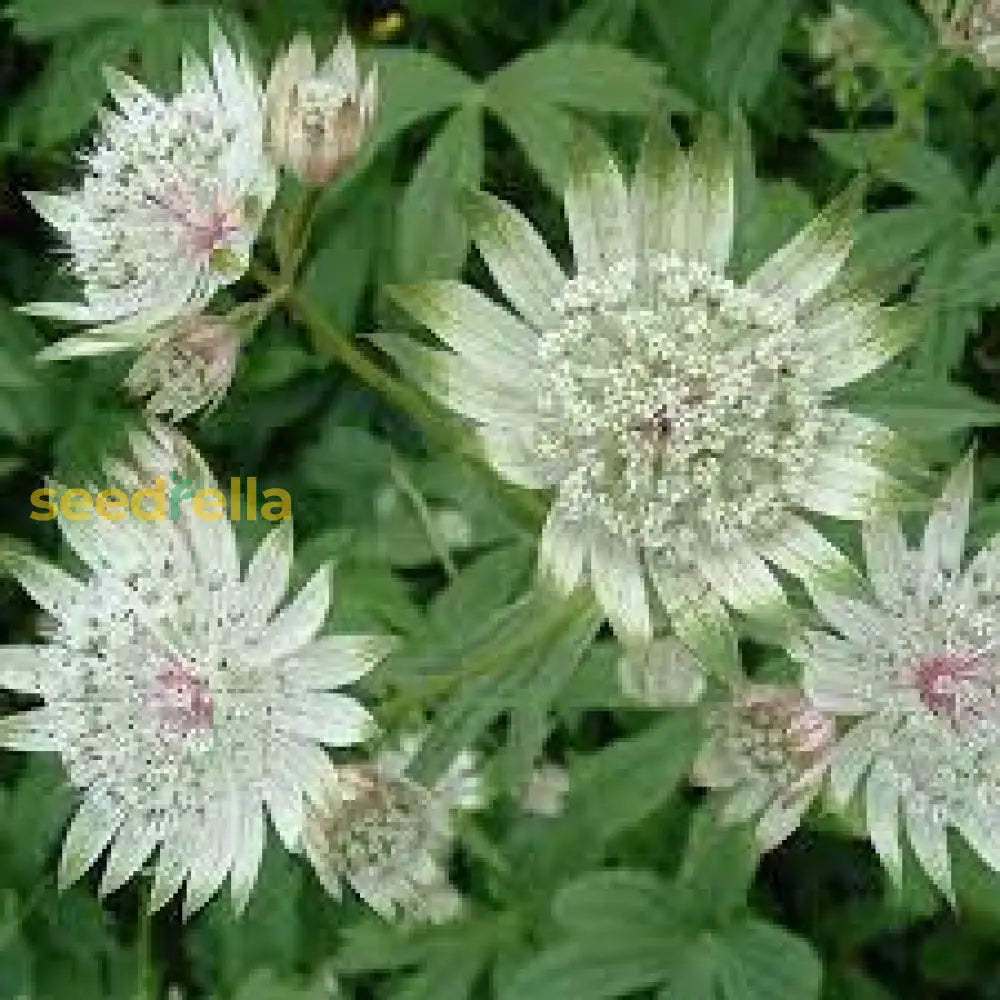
[
  {"x1": 748, "y1": 181, "x2": 863, "y2": 310},
  {"x1": 230, "y1": 802, "x2": 265, "y2": 914},
  {"x1": 539, "y1": 504, "x2": 587, "y2": 593},
  {"x1": 827, "y1": 716, "x2": 886, "y2": 805},
  {"x1": 0, "y1": 645, "x2": 51, "y2": 694},
  {"x1": 800, "y1": 298, "x2": 919, "y2": 389},
  {"x1": 565, "y1": 128, "x2": 633, "y2": 279},
  {"x1": 242, "y1": 519, "x2": 294, "y2": 628},
  {"x1": 795, "y1": 630, "x2": 877, "y2": 714},
  {"x1": 388, "y1": 281, "x2": 536, "y2": 374},
  {"x1": 462, "y1": 189, "x2": 565, "y2": 329},
  {"x1": 698, "y1": 547, "x2": 789, "y2": 624},
  {"x1": 905, "y1": 794, "x2": 954, "y2": 903},
  {"x1": 254, "y1": 565, "x2": 332, "y2": 662},
  {"x1": 149, "y1": 836, "x2": 188, "y2": 913},
  {"x1": 631, "y1": 118, "x2": 688, "y2": 262},
  {"x1": 763, "y1": 515, "x2": 860, "y2": 596},
  {"x1": 757, "y1": 788, "x2": 814, "y2": 852},
  {"x1": 866, "y1": 758, "x2": 903, "y2": 885},
  {"x1": 0, "y1": 706, "x2": 66, "y2": 752},
  {"x1": 265, "y1": 746, "x2": 305, "y2": 850},
  {"x1": 647, "y1": 559, "x2": 739, "y2": 677},
  {"x1": 287, "y1": 634, "x2": 396, "y2": 690},
  {"x1": 479, "y1": 424, "x2": 563, "y2": 489},
  {"x1": 278, "y1": 693, "x2": 376, "y2": 746},
  {"x1": 589, "y1": 531, "x2": 650, "y2": 643},
  {"x1": 60, "y1": 791, "x2": 123, "y2": 890},
  {"x1": 99, "y1": 816, "x2": 161, "y2": 898},
  {"x1": 922, "y1": 451, "x2": 974, "y2": 584},
  {"x1": 684, "y1": 116, "x2": 735, "y2": 272},
  {"x1": 863, "y1": 514, "x2": 911, "y2": 611}
]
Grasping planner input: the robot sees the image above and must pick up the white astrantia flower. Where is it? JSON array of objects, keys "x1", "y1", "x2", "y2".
[
  {"x1": 922, "y1": 0, "x2": 1000, "y2": 69},
  {"x1": 693, "y1": 684, "x2": 836, "y2": 851},
  {"x1": 22, "y1": 22, "x2": 276, "y2": 360},
  {"x1": 793, "y1": 453, "x2": 1000, "y2": 900},
  {"x1": 265, "y1": 30, "x2": 378, "y2": 185},
  {"x1": 302, "y1": 734, "x2": 482, "y2": 922},
  {"x1": 387, "y1": 119, "x2": 916, "y2": 653},
  {"x1": 0, "y1": 425, "x2": 392, "y2": 917},
  {"x1": 124, "y1": 313, "x2": 241, "y2": 422}
]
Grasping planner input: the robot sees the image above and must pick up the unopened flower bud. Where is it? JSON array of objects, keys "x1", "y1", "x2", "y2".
[
  {"x1": 265, "y1": 31, "x2": 378, "y2": 186},
  {"x1": 124, "y1": 314, "x2": 240, "y2": 422}
]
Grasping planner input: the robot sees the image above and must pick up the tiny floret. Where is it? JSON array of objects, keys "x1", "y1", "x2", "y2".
[
  {"x1": 302, "y1": 734, "x2": 482, "y2": 921},
  {"x1": 124, "y1": 313, "x2": 241, "y2": 422},
  {"x1": 265, "y1": 31, "x2": 378, "y2": 185},
  {"x1": 694, "y1": 684, "x2": 835, "y2": 851}
]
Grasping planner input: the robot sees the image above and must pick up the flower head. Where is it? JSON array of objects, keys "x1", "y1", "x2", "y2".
[
  {"x1": 265, "y1": 31, "x2": 377, "y2": 185},
  {"x1": 694, "y1": 684, "x2": 835, "y2": 851},
  {"x1": 923, "y1": 0, "x2": 1000, "y2": 67},
  {"x1": 302, "y1": 734, "x2": 482, "y2": 921},
  {"x1": 124, "y1": 313, "x2": 241, "y2": 422},
  {"x1": 0, "y1": 426, "x2": 392, "y2": 917},
  {"x1": 389, "y1": 120, "x2": 916, "y2": 652},
  {"x1": 23, "y1": 23, "x2": 276, "y2": 359},
  {"x1": 793, "y1": 454, "x2": 1000, "y2": 899}
]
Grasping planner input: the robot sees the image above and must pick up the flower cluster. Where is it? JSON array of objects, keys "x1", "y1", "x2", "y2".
[
  {"x1": 23, "y1": 24, "x2": 376, "y2": 423},
  {"x1": 13, "y1": 9, "x2": 1000, "y2": 925}
]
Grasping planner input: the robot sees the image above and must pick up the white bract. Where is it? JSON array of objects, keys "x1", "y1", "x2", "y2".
[
  {"x1": 0, "y1": 427, "x2": 391, "y2": 917},
  {"x1": 389, "y1": 120, "x2": 915, "y2": 656},
  {"x1": 124, "y1": 313, "x2": 241, "y2": 422},
  {"x1": 23, "y1": 23, "x2": 276, "y2": 360},
  {"x1": 265, "y1": 31, "x2": 377, "y2": 185},
  {"x1": 694, "y1": 684, "x2": 835, "y2": 851},
  {"x1": 794, "y1": 455, "x2": 1000, "y2": 899},
  {"x1": 303, "y1": 734, "x2": 482, "y2": 921}
]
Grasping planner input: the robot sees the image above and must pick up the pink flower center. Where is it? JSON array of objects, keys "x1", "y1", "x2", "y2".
[
  {"x1": 153, "y1": 189, "x2": 242, "y2": 258},
  {"x1": 151, "y1": 660, "x2": 214, "y2": 736},
  {"x1": 915, "y1": 652, "x2": 983, "y2": 723}
]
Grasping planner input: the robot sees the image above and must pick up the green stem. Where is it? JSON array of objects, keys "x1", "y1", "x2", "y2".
[{"x1": 252, "y1": 265, "x2": 545, "y2": 523}]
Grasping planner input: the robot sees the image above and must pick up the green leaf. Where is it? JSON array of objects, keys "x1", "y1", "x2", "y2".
[
  {"x1": 489, "y1": 95, "x2": 580, "y2": 194},
  {"x1": 557, "y1": 0, "x2": 638, "y2": 43},
  {"x1": 499, "y1": 935, "x2": 684, "y2": 1000},
  {"x1": 4, "y1": 0, "x2": 154, "y2": 39},
  {"x1": 920, "y1": 239, "x2": 1000, "y2": 308},
  {"x1": 706, "y1": 0, "x2": 800, "y2": 109},
  {"x1": 641, "y1": 0, "x2": 727, "y2": 102},
  {"x1": 367, "y1": 50, "x2": 476, "y2": 155},
  {"x1": 848, "y1": 377, "x2": 1000, "y2": 436},
  {"x1": 396, "y1": 104, "x2": 483, "y2": 280},
  {"x1": 488, "y1": 43, "x2": 675, "y2": 116},
  {"x1": 812, "y1": 130, "x2": 967, "y2": 204},
  {"x1": 552, "y1": 870, "x2": 679, "y2": 936},
  {"x1": 713, "y1": 920, "x2": 822, "y2": 1000}
]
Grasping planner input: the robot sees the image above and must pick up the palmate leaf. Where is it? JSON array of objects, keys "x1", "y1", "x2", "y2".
[
  {"x1": 813, "y1": 129, "x2": 967, "y2": 204},
  {"x1": 396, "y1": 104, "x2": 484, "y2": 281},
  {"x1": 501, "y1": 862, "x2": 821, "y2": 1000},
  {"x1": 704, "y1": 0, "x2": 801, "y2": 109}
]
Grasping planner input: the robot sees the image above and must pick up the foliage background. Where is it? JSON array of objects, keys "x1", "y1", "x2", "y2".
[{"x1": 5, "y1": 0, "x2": 1000, "y2": 997}]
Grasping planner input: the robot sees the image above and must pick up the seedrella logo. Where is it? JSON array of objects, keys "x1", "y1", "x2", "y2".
[{"x1": 30, "y1": 474, "x2": 292, "y2": 522}]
